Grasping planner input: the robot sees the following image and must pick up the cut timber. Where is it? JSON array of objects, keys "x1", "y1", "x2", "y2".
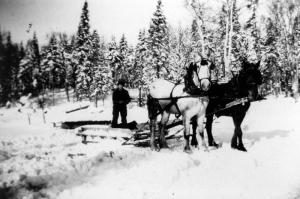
[
  {"x1": 60, "y1": 120, "x2": 111, "y2": 129},
  {"x1": 76, "y1": 125, "x2": 132, "y2": 143},
  {"x1": 65, "y1": 105, "x2": 89, "y2": 114}
]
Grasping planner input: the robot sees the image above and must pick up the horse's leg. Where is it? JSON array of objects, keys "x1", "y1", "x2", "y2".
[
  {"x1": 183, "y1": 115, "x2": 192, "y2": 153},
  {"x1": 159, "y1": 111, "x2": 170, "y2": 148},
  {"x1": 232, "y1": 112, "x2": 247, "y2": 152},
  {"x1": 147, "y1": 96, "x2": 159, "y2": 151},
  {"x1": 196, "y1": 114, "x2": 207, "y2": 150},
  {"x1": 191, "y1": 117, "x2": 198, "y2": 148},
  {"x1": 149, "y1": 117, "x2": 158, "y2": 151},
  {"x1": 206, "y1": 114, "x2": 219, "y2": 148}
]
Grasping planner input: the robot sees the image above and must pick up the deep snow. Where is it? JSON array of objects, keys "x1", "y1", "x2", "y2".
[{"x1": 1, "y1": 95, "x2": 300, "y2": 199}]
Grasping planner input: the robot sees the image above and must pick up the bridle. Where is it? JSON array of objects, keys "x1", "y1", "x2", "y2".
[{"x1": 193, "y1": 62, "x2": 211, "y2": 90}]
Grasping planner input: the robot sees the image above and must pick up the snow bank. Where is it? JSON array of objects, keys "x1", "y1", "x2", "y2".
[{"x1": 1, "y1": 97, "x2": 300, "y2": 199}]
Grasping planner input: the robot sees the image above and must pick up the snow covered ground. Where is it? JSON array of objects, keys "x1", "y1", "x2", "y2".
[{"x1": 1, "y1": 95, "x2": 300, "y2": 199}]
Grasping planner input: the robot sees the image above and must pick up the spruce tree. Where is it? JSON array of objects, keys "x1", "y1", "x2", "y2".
[
  {"x1": 244, "y1": 0, "x2": 260, "y2": 62},
  {"x1": 91, "y1": 33, "x2": 112, "y2": 105},
  {"x1": 133, "y1": 30, "x2": 147, "y2": 86},
  {"x1": 18, "y1": 32, "x2": 41, "y2": 95},
  {"x1": 73, "y1": 0, "x2": 93, "y2": 100},
  {"x1": 144, "y1": 0, "x2": 169, "y2": 85},
  {"x1": 107, "y1": 37, "x2": 122, "y2": 83},
  {"x1": 41, "y1": 33, "x2": 64, "y2": 90},
  {"x1": 118, "y1": 34, "x2": 129, "y2": 80},
  {"x1": 90, "y1": 30, "x2": 111, "y2": 99},
  {"x1": 190, "y1": 18, "x2": 201, "y2": 59},
  {"x1": 0, "y1": 32, "x2": 6, "y2": 103},
  {"x1": 3, "y1": 33, "x2": 20, "y2": 101},
  {"x1": 230, "y1": 0, "x2": 244, "y2": 70},
  {"x1": 262, "y1": 18, "x2": 280, "y2": 90}
]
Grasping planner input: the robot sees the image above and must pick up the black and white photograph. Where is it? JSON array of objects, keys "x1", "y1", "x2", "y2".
[{"x1": 0, "y1": 0, "x2": 300, "y2": 198}]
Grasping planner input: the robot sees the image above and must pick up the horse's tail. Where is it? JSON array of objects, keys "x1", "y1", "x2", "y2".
[{"x1": 147, "y1": 94, "x2": 160, "y2": 120}]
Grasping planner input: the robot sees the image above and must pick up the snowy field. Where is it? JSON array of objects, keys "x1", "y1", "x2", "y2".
[{"x1": 1, "y1": 95, "x2": 300, "y2": 199}]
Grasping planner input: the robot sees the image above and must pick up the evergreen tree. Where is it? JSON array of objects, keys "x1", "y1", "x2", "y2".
[
  {"x1": 118, "y1": 34, "x2": 129, "y2": 80},
  {"x1": 3, "y1": 33, "x2": 20, "y2": 101},
  {"x1": 0, "y1": 32, "x2": 6, "y2": 103},
  {"x1": 244, "y1": 0, "x2": 261, "y2": 62},
  {"x1": 230, "y1": 0, "x2": 245, "y2": 70},
  {"x1": 40, "y1": 33, "x2": 64, "y2": 90},
  {"x1": 215, "y1": 3, "x2": 228, "y2": 77},
  {"x1": 73, "y1": 0, "x2": 93, "y2": 99},
  {"x1": 18, "y1": 32, "x2": 41, "y2": 95},
  {"x1": 168, "y1": 26, "x2": 192, "y2": 82},
  {"x1": 90, "y1": 30, "x2": 111, "y2": 99},
  {"x1": 190, "y1": 18, "x2": 201, "y2": 59},
  {"x1": 67, "y1": 35, "x2": 77, "y2": 90},
  {"x1": 262, "y1": 18, "x2": 280, "y2": 92},
  {"x1": 133, "y1": 30, "x2": 147, "y2": 86},
  {"x1": 107, "y1": 37, "x2": 122, "y2": 83},
  {"x1": 144, "y1": 0, "x2": 169, "y2": 85}
]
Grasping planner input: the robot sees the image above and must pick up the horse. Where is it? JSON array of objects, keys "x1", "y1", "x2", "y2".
[
  {"x1": 192, "y1": 60, "x2": 262, "y2": 152},
  {"x1": 147, "y1": 60, "x2": 213, "y2": 153}
]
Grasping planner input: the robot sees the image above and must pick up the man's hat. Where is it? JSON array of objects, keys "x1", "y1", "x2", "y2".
[{"x1": 117, "y1": 79, "x2": 126, "y2": 86}]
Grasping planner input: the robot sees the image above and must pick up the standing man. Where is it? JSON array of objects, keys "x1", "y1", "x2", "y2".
[{"x1": 112, "y1": 79, "x2": 131, "y2": 128}]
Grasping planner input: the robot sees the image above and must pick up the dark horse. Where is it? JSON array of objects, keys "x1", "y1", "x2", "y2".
[{"x1": 191, "y1": 60, "x2": 262, "y2": 151}]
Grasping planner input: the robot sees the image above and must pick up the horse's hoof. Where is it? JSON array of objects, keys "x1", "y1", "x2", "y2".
[
  {"x1": 191, "y1": 143, "x2": 198, "y2": 148},
  {"x1": 160, "y1": 144, "x2": 169, "y2": 149},
  {"x1": 159, "y1": 141, "x2": 169, "y2": 149},
  {"x1": 191, "y1": 140, "x2": 198, "y2": 148},
  {"x1": 231, "y1": 144, "x2": 247, "y2": 152},
  {"x1": 184, "y1": 147, "x2": 193, "y2": 154},
  {"x1": 237, "y1": 144, "x2": 247, "y2": 152},
  {"x1": 209, "y1": 141, "x2": 220, "y2": 148}
]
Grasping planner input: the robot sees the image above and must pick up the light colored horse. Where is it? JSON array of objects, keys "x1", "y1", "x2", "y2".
[{"x1": 147, "y1": 61, "x2": 211, "y2": 153}]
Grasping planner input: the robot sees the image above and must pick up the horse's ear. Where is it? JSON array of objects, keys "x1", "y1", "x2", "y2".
[{"x1": 210, "y1": 61, "x2": 216, "y2": 70}]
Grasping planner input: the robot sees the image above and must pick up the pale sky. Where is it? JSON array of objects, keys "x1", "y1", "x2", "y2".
[{"x1": 0, "y1": 0, "x2": 193, "y2": 45}]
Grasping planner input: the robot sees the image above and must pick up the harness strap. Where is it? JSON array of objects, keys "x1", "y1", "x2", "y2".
[{"x1": 169, "y1": 85, "x2": 182, "y2": 119}]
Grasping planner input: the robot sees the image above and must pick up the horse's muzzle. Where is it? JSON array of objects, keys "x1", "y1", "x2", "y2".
[{"x1": 201, "y1": 79, "x2": 211, "y2": 91}]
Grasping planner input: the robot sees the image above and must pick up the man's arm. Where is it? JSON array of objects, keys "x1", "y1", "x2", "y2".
[
  {"x1": 125, "y1": 90, "x2": 131, "y2": 104},
  {"x1": 112, "y1": 90, "x2": 117, "y2": 103}
]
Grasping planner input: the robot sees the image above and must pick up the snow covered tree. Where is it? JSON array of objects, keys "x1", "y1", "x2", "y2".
[
  {"x1": 143, "y1": 0, "x2": 169, "y2": 85},
  {"x1": 190, "y1": 18, "x2": 201, "y2": 58},
  {"x1": 133, "y1": 29, "x2": 147, "y2": 87},
  {"x1": 0, "y1": 32, "x2": 20, "y2": 103},
  {"x1": 266, "y1": 0, "x2": 300, "y2": 96},
  {"x1": 67, "y1": 35, "x2": 77, "y2": 91},
  {"x1": 107, "y1": 37, "x2": 122, "y2": 83},
  {"x1": 168, "y1": 26, "x2": 192, "y2": 82},
  {"x1": 230, "y1": 0, "x2": 245, "y2": 70},
  {"x1": 262, "y1": 18, "x2": 280, "y2": 93},
  {"x1": 90, "y1": 30, "x2": 112, "y2": 104},
  {"x1": 40, "y1": 33, "x2": 64, "y2": 90},
  {"x1": 244, "y1": 0, "x2": 261, "y2": 62},
  {"x1": 18, "y1": 32, "x2": 41, "y2": 95},
  {"x1": 73, "y1": 0, "x2": 93, "y2": 100},
  {"x1": 118, "y1": 34, "x2": 129, "y2": 80}
]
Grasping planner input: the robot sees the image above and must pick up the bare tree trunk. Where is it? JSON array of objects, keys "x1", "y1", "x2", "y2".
[
  {"x1": 226, "y1": 0, "x2": 234, "y2": 77},
  {"x1": 223, "y1": 3, "x2": 230, "y2": 77},
  {"x1": 52, "y1": 87, "x2": 55, "y2": 106},
  {"x1": 139, "y1": 86, "x2": 142, "y2": 107},
  {"x1": 65, "y1": 82, "x2": 70, "y2": 102},
  {"x1": 95, "y1": 92, "x2": 98, "y2": 107}
]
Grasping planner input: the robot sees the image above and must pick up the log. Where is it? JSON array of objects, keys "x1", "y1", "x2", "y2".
[
  {"x1": 65, "y1": 105, "x2": 89, "y2": 114},
  {"x1": 61, "y1": 120, "x2": 111, "y2": 129}
]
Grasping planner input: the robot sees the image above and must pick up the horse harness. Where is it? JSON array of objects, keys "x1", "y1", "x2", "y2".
[{"x1": 149, "y1": 83, "x2": 208, "y2": 119}]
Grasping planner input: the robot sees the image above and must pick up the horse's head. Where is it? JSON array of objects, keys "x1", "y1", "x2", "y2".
[
  {"x1": 194, "y1": 59, "x2": 212, "y2": 91},
  {"x1": 239, "y1": 60, "x2": 262, "y2": 101}
]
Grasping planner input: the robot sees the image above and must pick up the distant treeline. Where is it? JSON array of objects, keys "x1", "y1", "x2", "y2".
[{"x1": 0, "y1": 0, "x2": 299, "y2": 105}]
